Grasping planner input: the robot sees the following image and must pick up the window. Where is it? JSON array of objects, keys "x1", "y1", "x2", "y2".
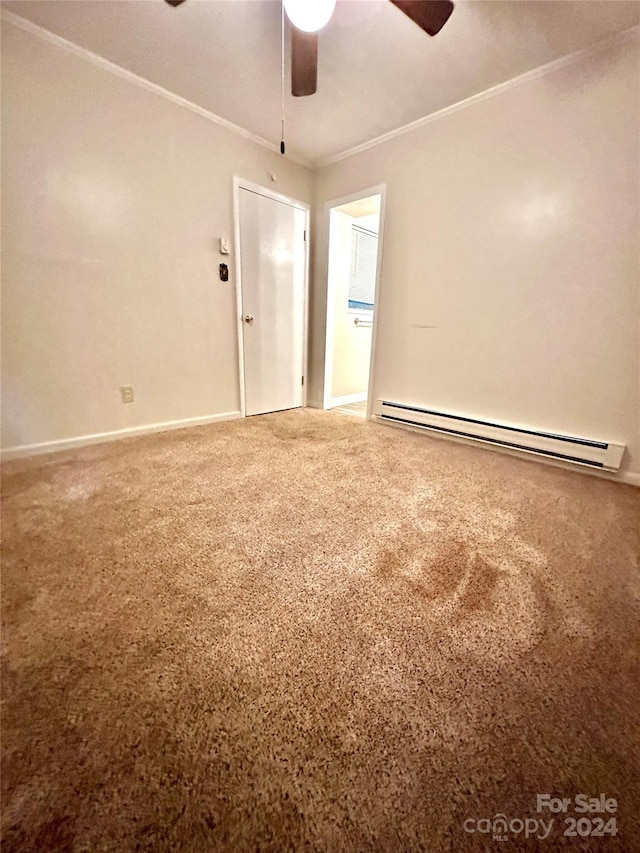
[{"x1": 348, "y1": 225, "x2": 378, "y2": 312}]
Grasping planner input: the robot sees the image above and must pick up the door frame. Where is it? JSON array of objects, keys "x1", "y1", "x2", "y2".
[
  {"x1": 322, "y1": 184, "x2": 387, "y2": 420},
  {"x1": 232, "y1": 177, "x2": 310, "y2": 418}
]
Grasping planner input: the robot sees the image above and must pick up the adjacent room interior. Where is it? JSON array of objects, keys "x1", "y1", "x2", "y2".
[
  {"x1": 1, "y1": 0, "x2": 639, "y2": 850},
  {"x1": 324, "y1": 191, "x2": 382, "y2": 418}
]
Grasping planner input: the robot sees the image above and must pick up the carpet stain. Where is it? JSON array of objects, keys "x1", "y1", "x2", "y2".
[{"x1": 456, "y1": 553, "x2": 501, "y2": 612}]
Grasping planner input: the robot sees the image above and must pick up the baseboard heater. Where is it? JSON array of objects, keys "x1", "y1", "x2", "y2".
[{"x1": 373, "y1": 400, "x2": 625, "y2": 472}]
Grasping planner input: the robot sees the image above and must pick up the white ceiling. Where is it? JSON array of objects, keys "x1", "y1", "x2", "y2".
[{"x1": 3, "y1": 0, "x2": 639, "y2": 165}]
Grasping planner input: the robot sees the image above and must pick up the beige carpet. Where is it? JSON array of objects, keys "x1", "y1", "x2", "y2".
[{"x1": 2, "y1": 408, "x2": 639, "y2": 852}]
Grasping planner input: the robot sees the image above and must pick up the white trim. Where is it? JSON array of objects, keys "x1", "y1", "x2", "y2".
[
  {"x1": 0, "y1": 9, "x2": 312, "y2": 169},
  {"x1": 233, "y1": 177, "x2": 310, "y2": 417},
  {"x1": 233, "y1": 178, "x2": 310, "y2": 212},
  {"x1": 328, "y1": 392, "x2": 367, "y2": 408},
  {"x1": 232, "y1": 179, "x2": 248, "y2": 418},
  {"x1": 373, "y1": 415, "x2": 639, "y2": 487},
  {"x1": 366, "y1": 189, "x2": 386, "y2": 421},
  {"x1": 322, "y1": 185, "x2": 387, "y2": 413},
  {"x1": 316, "y1": 24, "x2": 640, "y2": 169},
  {"x1": 302, "y1": 199, "x2": 311, "y2": 410},
  {"x1": 0, "y1": 411, "x2": 241, "y2": 461}
]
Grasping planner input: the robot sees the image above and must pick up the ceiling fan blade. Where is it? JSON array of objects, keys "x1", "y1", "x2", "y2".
[
  {"x1": 164, "y1": 0, "x2": 187, "y2": 6},
  {"x1": 389, "y1": 0, "x2": 454, "y2": 36},
  {"x1": 291, "y1": 28, "x2": 318, "y2": 97}
]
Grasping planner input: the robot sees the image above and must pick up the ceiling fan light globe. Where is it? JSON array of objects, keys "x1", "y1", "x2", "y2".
[{"x1": 283, "y1": 0, "x2": 336, "y2": 33}]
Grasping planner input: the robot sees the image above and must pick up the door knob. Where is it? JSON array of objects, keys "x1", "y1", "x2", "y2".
[{"x1": 244, "y1": 315, "x2": 254, "y2": 324}]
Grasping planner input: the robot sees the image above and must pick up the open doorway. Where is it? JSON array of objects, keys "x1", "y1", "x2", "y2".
[{"x1": 323, "y1": 189, "x2": 384, "y2": 419}]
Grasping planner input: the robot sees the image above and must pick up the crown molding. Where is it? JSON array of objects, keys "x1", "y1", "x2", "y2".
[
  {"x1": 2, "y1": 9, "x2": 637, "y2": 173},
  {"x1": 1, "y1": 9, "x2": 312, "y2": 169},
  {"x1": 315, "y1": 23, "x2": 640, "y2": 169}
]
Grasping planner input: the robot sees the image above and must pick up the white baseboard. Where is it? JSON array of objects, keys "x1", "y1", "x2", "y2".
[
  {"x1": 373, "y1": 416, "x2": 640, "y2": 488},
  {"x1": 328, "y1": 392, "x2": 367, "y2": 408},
  {"x1": 1, "y1": 411, "x2": 241, "y2": 461}
]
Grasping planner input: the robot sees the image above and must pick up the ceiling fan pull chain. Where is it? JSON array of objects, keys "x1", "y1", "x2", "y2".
[{"x1": 280, "y1": 1, "x2": 286, "y2": 155}]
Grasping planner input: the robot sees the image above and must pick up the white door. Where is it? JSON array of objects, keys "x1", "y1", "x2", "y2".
[{"x1": 238, "y1": 187, "x2": 306, "y2": 416}]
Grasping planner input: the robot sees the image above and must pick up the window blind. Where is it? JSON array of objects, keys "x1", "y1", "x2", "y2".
[{"x1": 348, "y1": 225, "x2": 378, "y2": 311}]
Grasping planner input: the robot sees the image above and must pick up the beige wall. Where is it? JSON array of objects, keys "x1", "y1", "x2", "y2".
[
  {"x1": 328, "y1": 210, "x2": 373, "y2": 401},
  {"x1": 3, "y1": 19, "x2": 639, "y2": 483},
  {"x1": 0, "y1": 21, "x2": 312, "y2": 452},
  {"x1": 311, "y1": 33, "x2": 640, "y2": 480}
]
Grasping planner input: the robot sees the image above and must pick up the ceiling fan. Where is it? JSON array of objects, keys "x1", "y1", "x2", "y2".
[{"x1": 164, "y1": 0, "x2": 454, "y2": 97}]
